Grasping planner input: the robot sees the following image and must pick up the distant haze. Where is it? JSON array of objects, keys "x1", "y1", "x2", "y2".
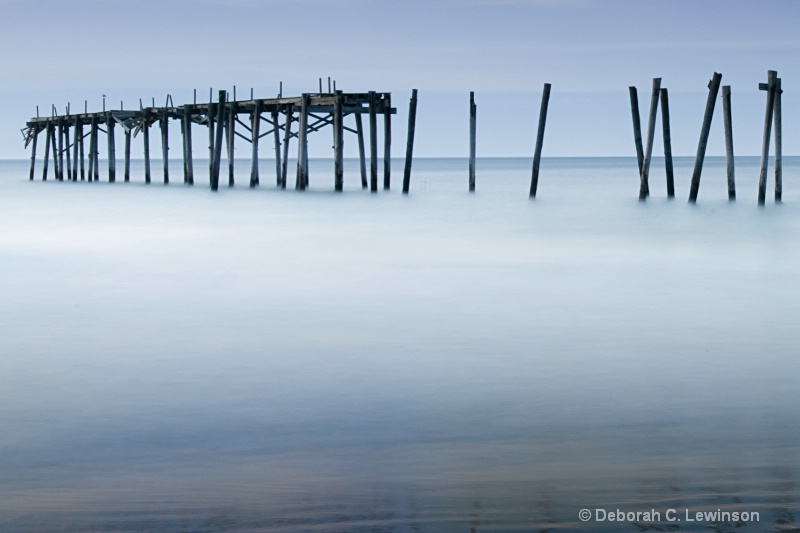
[{"x1": 2, "y1": 0, "x2": 798, "y2": 158}]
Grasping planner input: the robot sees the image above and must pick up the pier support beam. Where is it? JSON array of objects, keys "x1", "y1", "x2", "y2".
[
  {"x1": 71, "y1": 122, "x2": 80, "y2": 181},
  {"x1": 334, "y1": 91, "x2": 344, "y2": 191},
  {"x1": 383, "y1": 93, "x2": 391, "y2": 190},
  {"x1": 28, "y1": 126, "x2": 39, "y2": 181},
  {"x1": 369, "y1": 91, "x2": 378, "y2": 193},
  {"x1": 211, "y1": 90, "x2": 226, "y2": 191},
  {"x1": 660, "y1": 88, "x2": 675, "y2": 198},
  {"x1": 281, "y1": 104, "x2": 292, "y2": 189},
  {"x1": 402, "y1": 89, "x2": 418, "y2": 194},
  {"x1": 757, "y1": 70, "x2": 777, "y2": 206},
  {"x1": 78, "y1": 121, "x2": 85, "y2": 181},
  {"x1": 227, "y1": 103, "x2": 235, "y2": 187},
  {"x1": 469, "y1": 92, "x2": 476, "y2": 192},
  {"x1": 688, "y1": 72, "x2": 722, "y2": 203},
  {"x1": 143, "y1": 113, "x2": 151, "y2": 184},
  {"x1": 57, "y1": 119, "x2": 64, "y2": 181},
  {"x1": 183, "y1": 106, "x2": 194, "y2": 185},
  {"x1": 529, "y1": 83, "x2": 551, "y2": 198},
  {"x1": 629, "y1": 87, "x2": 644, "y2": 175},
  {"x1": 107, "y1": 116, "x2": 116, "y2": 182},
  {"x1": 296, "y1": 94, "x2": 309, "y2": 190},
  {"x1": 355, "y1": 113, "x2": 367, "y2": 189},
  {"x1": 639, "y1": 78, "x2": 661, "y2": 200},
  {"x1": 207, "y1": 101, "x2": 215, "y2": 185},
  {"x1": 272, "y1": 108, "x2": 281, "y2": 187},
  {"x1": 250, "y1": 101, "x2": 261, "y2": 188},
  {"x1": 774, "y1": 77, "x2": 782, "y2": 202},
  {"x1": 124, "y1": 127, "x2": 131, "y2": 183},
  {"x1": 42, "y1": 121, "x2": 51, "y2": 180},
  {"x1": 721, "y1": 85, "x2": 735, "y2": 200},
  {"x1": 160, "y1": 112, "x2": 169, "y2": 184},
  {"x1": 89, "y1": 115, "x2": 99, "y2": 182},
  {"x1": 64, "y1": 122, "x2": 72, "y2": 181}
]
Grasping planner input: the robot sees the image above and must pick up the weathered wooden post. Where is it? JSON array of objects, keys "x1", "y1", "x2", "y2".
[
  {"x1": 71, "y1": 120, "x2": 80, "y2": 181},
  {"x1": 334, "y1": 90, "x2": 344, "y2": 191},
  {"x1": 42, "y1": 121, "x2": 51, "y2": 180},
  {"x1": 688, "y1": 72, "x2": 722, "y2": 203},
  {"x1": 281, "y1": 104, "x2": 292, "y2": 189},
  {"x1": 57, "y1": 118, "x2": 64, "y2": 181},
  {"x1": 369, "y1": 91, "x2": 378, "y2": 192},
  {"x1": 107, "y1": 115, "x2": 116, "y2": 182},
  {"x1": 660, "y1": 88, "x2": 675, "y2": 198},
  {"x1": 64, "y1": 121, "x2": 72, "y2": 181},
  {"x1": 295, "y1": 94, "x2": 309, "y2": 190},
  {"x1": 207, "y1": 101, "x2": 215, "y2": 185},
  {"x1": 721, "y1": 85, "x2": 735, "y2": 200},
  {"x1": 87, "y1": 120, "x2": 94, "y2": 181},
  {"x1": 28, "y1": 126, "x2": 39, "y2": 181},
  {"x1": 774, "y1": 77, "x2": 782, "y2": 202},
  {"x1": 529, "y1": 83, "x2": 551, "y2": 198},
  {"x1": 272, "y1": 108, "x2": 281, "y2": 187},
  {"x1": 250, "y1": 100, "x2": 261, "y2": 188},
  {"x1": 143, "y1": 111, "x2": 151, "y2": 184},
  {"x1": 89, "y1": 115, "x2": 99, "y2": 182},
  {"x1": 629, "y1": 87, "x2": 644, "y2": 175},
  {"x1": 78, "y1": 120, "x2": 85, "y2": 181},
  {"x1": 383, "y1": 93, "x2": 391, "y2": 190},
  {"x1": 160, "y1": 111, "x2": 169, "y2": 184},
  {"x1": 183, "y1": 105, "x2": 194, "y2": 185},
  {"x1": 124, "y1": 126, "x2": 131, "y2": 183},
  {"x1": 469, "y1": 91, "x2": 476, "y2": 192},
  {"x1": 355, "y1": 113, "x2": 367, "y2": 189},
  {"x1": 227, "y1": 101, "x2": 235, "y2": 187},
  {"x1": 212, "y1": 90, "x2": 226, "y2": 190},
  {"x1": 402, "y1": 89, "x2": 418, "y2": 194},
  {"x1": 639, "y1": 78, "x2": 661, "y2": 200},
  {"x1": 757, "y1": 70, "x2": 777, "y2": 205}
]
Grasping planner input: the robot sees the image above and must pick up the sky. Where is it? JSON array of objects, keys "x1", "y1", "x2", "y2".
[{"x1": 1, "y1": 0, "x2": 798, "y2": 159}]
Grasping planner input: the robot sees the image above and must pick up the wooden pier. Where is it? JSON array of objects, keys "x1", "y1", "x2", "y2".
[{"x1": 23, "y1": 90, "x2": 398, "y2": 192}]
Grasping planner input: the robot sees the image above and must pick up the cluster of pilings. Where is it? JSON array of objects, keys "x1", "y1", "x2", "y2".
[
  {"x1": 630, "y1": 70, "x2": 783, "y2": 205},
  {"x1": 22, "y1": 86, "x2": 426, "y2": 193}
]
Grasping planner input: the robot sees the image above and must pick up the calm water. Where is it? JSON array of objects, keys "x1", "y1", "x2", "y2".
[{"x1": 1, "y1": 156, "x2": 798, "y2": 532}]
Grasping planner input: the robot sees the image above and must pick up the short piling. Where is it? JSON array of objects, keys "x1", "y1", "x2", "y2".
[
  {"x1": 183, "y1": 105, "x2": 194, "y2": 185},
  {"x1": 688, "y1": 72, "x2": 722, "y2": 203},
  {"x1": 160, "y1": 112, "x2": 169, "y2": 184},
  {"x1": 124, "y1": 128, "x2": 131, "y2": 183},
  {"x1": 281, "y1": 104, "x2": 292, "y2": 189},
  {"x1": 250, "y1": 100, "x2": 261, "y2": 187},
  {"x1": 402, "y1": 89, "x2": 418, "y2": 194},
  {"x1": 272, "y1": 108, "x2": 282, "y2": 187},
  {"x1": 42, "y1": 122, "x2": 51, "y2": 181},
  {"x1": 355, "y1": 113, "x2": 367, "y2": 189},
  {"x1": 71, "y1": 122, "x2": 80, "y2": 181},
  {"x1": 296, "y1": 93, "x2": 309, "y2": 190},
  {"x1": 143, "y1": 112, "x2": 151, "y2": 184},
  {"x1": 529, "y1": 83, "x2": 551, "y2": 198},
  {"x1": 28, "y1": 126, "x2": 38, "y2": 181},
  {"x1": 107, "y1": 116, "x2": 116, "y2": 182}
]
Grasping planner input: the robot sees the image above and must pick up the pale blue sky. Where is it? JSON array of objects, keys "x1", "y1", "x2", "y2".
[{"x1": 1, "y1": 0, "x2": 798, "y2": 158}]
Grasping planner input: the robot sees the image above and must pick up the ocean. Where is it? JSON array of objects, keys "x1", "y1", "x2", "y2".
[{"x1": 1, "y1": 156, "x2": 798, "y2": 532}]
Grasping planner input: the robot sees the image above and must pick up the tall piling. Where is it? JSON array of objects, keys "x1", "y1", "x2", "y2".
[
  {"x1": 281, "y1": 104, "x2": 292, "y2": 189},
  {"x1": 721, "y1": 85, "x2": 735, "y2": 200},
  {"x1": 757, "y1": 70, "x2": 777, "y2": 205},
  {"x1": 57, "y1": 119, "x2": 64, "y2": 181},
  {"x1": 160, "y1": 112, "x2": 169, "y2": 184},
  {"x1": 774, "y1": 77, "x2": 782, "y2": 202},
  {"x1": 639, "y1": 78, "x2": 661, "y2": 200},
  {"x1": 250, "y1": 100, "x2": 261, "y2": 188},
  {"x1": 143, "y1": 112, "x2": 151, "y2": 184},
  {"x1": 369, "y1": 91, "x2": 378, "y2": 192},
  {"x1": 107, "y1": 116, "x2": 116, "y2": 182},
  {"x1": 124, "y1": 127, "x2": 131, "y2": 183},
  {"x1": 383, "y1": 93, "x2": 391, "y2": 190},
  {"x1": 64, "y1": 122, "x2": 72, "y2": 181},
  {"x1": 469, "y1": 91, "x2": 476, "y2": 192},
  {"x1": 183, "y1": 105, "x2": 194, "y2": 185},
  {"x1": 71, "y1": 121, "x2": 80, "y2": 181},
  {"x1": 629, "y1": 87, "x2": 644, "y2": 175},
  {"x1": 28, "y1": 127, "x2": 39, "y2": 181},
  {"x1": 272, "y1": 108, "x2": 282, "y2": 187},
  {"x1": 42, "y1": 121, "x2": 51, "y2": 181},
  {"x1": 296, "y1": 93, "x2": 309, "y2": 190},
  {"x1": 660, "y1": 88, "x2": 675, "y2": 198},
  {"x1": 227, "y1": 102, "x2": 235, "y2": 187},
  {"x1": 334, "y1": 90, "x2": 344, "y2": 191},
  {"x1": 212, "y1": 90, "x2": 226, "y2": 190},
  {"x1": 529, "y1": 83, "x2": 551, "y2": 198},
  {"x1": 402, "y1": 89, "x2": 418, "y2": 194},
  {"x1": 688, "y1": 72, "x2": 722, "y2": 203},
  {"x1": 355, "y1": 113, "x2": 367, "y2": 189}
]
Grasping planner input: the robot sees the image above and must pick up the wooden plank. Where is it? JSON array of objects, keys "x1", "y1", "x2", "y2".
[
  {"x1": 250, "y1": 100, "x2": 261, "y2": 187},
  {"x1": 688, "y1": 72, "x2": 722, "y2": 203},
  {"x1": 660, "y1": 88, "x2": 675, "y2": 198},
  {"x1": 272, "y1": 108, "x2": 281, "y2": 187},
  {"x1": 628, "y1": 87, "x2": 644, "y2": 175},
  {"x1": 469, "y1": 92, "x2": 476, "y2": 192},
  {"x1": 161, "y1": 112, "x2": 169, "y2": 184},
  {"x1": 42, "y1": 122, "x2": 50, "y2": 181},
  {"x1": 212, "y1": 90, "x2": 226, "y2": 191},
  {"x1": 29, "y1": 126, "x2": 38, "y2": 181},
  {"x1": 402, "y1": 89, "x2": 418, "y2": 194},
  {"x1": 774, "y1": 77, "x2": 782, "y2": 202},
  {"x1": 334, "y1": 91, "x2": 344, "y2": 191},
  {"x1": 757, "y1": 70, "x2": 777, "y2": 205},
  {"x1": 383, "y1": 93, "x2": 391, "y2": 190},
  {"x1": 355, "y1": 113, "x2": 367, "y2": 189},
  {"x1": 721, "y1": 85, "x2": 735, "y2": 200},
  {"x1": 529, "y1": 83, "x2": 551, "y2": 198},
  {"x1": 295, "y1": 94, "x2": 309, "y2": 190},
  {"x1": 639, "y1": 78, "x2": 661, "y2": 200},
  {"x1": 124, "y1": 128, "x2": 131, "y2": 183},
  {"x1": 107, "y1": 116, "x2": 116, "y2": 182},
  {"x1": 369, "y1": 91, "x2": 378, "y2": 192},
  {"x1": 281, "y1": 104, "x2": 292, "y2": 189}
]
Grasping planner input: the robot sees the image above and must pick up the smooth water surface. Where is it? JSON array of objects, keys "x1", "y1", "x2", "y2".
[{"x1": 1, "y1": 157, "x2": 798, "y2": 532}]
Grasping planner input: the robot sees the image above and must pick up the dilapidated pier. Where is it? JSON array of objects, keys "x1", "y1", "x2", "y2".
[{"x1": 23, "y1": 87, "x2": 407, "y2": 193}]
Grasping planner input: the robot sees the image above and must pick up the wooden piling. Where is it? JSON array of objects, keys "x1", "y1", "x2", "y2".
[
  {"x1": 334, "y1": 91, "x2": 344, "y2": 191},
  {"x1": 402, "y1": 89, "x2": 418, "y2": 194},
  {"x1": 124, "y1": 128, "x2": 131, "y2": 183},
  {"x1": 71, "y1": 122, "x2": 79, "y2": 181},
  {"x1": 272, "y1": 108, "x2": 281, "y2": 187},
  {"x1": 160, "y1": 112, "x2": 169, "y2": 184},
  {"x1": 295, "y1": 94, "x2": 309, "y2": 190},
  {"x1": 281, "y1": 104, "x2": 292, "y2": 189},
  {"x1": 42, "y1": 122, "x2": 51, "y2": 181},
  {"x1": 355, "y1": 113, "x2": 367, "y2": 189},
  {"x1": 688, "y1": 72, "x2": 722, "y2": 203},
  {"x1": 57, "y1": 119, "x2": 64, "y2": 181},
  {"x1": 383, "y1": 93, "x2": 391, "y2": 190},
  {"x1": 529, "y1": 83, "x2": 551, "y2": 198},
  {"x1": 250, "y1": 100, "x2": 261, "y2": 188},
  {"x1": 774, "y1": 77, "x2": 782, "y2": 202},
  {"x1": 183, "y1": 105, "x2": 194, "y2": 185},
  {"x1": 639, "y1": 78, "x2": 661, "y2": 200},
  {"x1": 29, "y1": 126, "x2": 39, "y2": 181},
  {"x1": 628, "y1": 87, "x2": 644, "y2": 175},
  {"x1": 369, "y1": 91, "x2": 378, "y2": 192},
  {"x1": 660, "y1": 88, "x2": 675, "y2": 198},
  {"x1": 207, "y1": 101, "x2": 215, "y2": 185},
  {"x1": 89, "y1": 115, "x2": 99, "y2": 182},
  {"x1": 212, "y1": 90, "x2": 226, "y2": 190},
  {"x1": 143, "y1": 112, "x2": 151, "y2": 184},
  {"x1": 469, "y1": 91, "x2": 476, "y2": 192},
  {"x1": 107, "y1": 116, "x2": 116, "y2": 182},
  {"x1": 78, "y1": 121, "x2": 85, "y2": 181},
  {"x1": 721, "y1": 85, "x2": 735, "y2": 200},
  {"x1": 227, "y1": 103, "x2": 235, "y2": 187},
  {"x1": 757, "y1": 70, "x2": 777, "y2": 206},
  {"x1": 64, "y1": 122, "x2": 72, "y2": 181}
]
